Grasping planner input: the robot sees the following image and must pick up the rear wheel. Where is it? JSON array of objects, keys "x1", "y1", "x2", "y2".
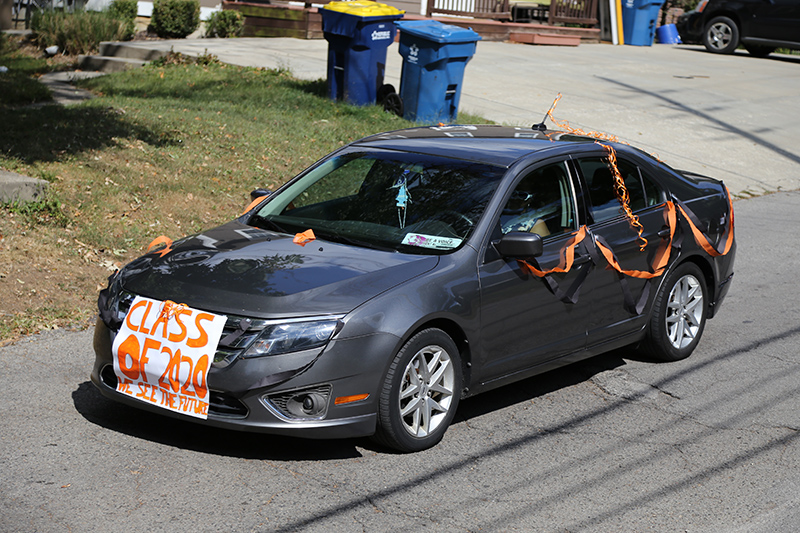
[
  {"x1": 642, "y1": 262, "x2": 708, "y2": 361},
  {"x1": 703, "y1": 16, "x2": 739, "y2": 54},
  {"x1": 372, "y1": 328, "x2": 461, "y2": 452},
  {"x1": 378, "y1": 83, "x2": 404, "y2": 117}
]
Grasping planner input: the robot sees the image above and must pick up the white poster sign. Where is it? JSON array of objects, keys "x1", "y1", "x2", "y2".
[{"x1": 112, "y1": 296, "x2": 227, "y2": 419}]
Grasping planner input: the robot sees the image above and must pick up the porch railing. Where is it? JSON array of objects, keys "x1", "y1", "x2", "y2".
[{"x1": 425, "y1": 0, "x2": 511, "y2": 20}]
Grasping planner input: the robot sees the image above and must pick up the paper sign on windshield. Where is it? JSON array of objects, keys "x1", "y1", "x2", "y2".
[
  {"x1": 402, "y1": 233, "x2": 463, "y2": 250},
  {"x1": 112, "y1": 296, "x2": 227, "y2": 419}
]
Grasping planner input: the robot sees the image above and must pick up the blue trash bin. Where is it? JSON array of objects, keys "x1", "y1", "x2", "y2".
[
  {"x1": 395, "y1": 20, "x2": 481, "y2": 124},
  {"x1": 621, "y1": 0, "x2": 665, "y2": 46},
  {"x1": 321, "y1": 1, "x2": 404, "y2": 106}
]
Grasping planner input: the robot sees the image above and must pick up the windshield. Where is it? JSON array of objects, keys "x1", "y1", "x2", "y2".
[{"x1": 250, "y1": 150, "x2": 505, "y2": 254}]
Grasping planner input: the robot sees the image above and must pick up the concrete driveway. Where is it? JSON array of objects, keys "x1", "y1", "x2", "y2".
[{"x1": 112, "y1": 38, "x2": 800, "y2": 198}]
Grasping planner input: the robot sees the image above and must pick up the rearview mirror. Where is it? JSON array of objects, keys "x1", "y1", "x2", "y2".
[{"x1": 495, "y1": 232, "x2": 543, "y2": 258}]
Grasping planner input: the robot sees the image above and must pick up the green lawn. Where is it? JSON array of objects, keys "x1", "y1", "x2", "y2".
[{"x1": 0, "y1": 48, "x2": 491, "y2": 342}]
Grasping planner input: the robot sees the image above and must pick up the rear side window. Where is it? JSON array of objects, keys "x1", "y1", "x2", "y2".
[{"x1": 576, "y1": 157, "x2": 662, "y2": 224}]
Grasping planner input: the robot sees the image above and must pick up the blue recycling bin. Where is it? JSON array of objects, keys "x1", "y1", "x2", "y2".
[
  {"x1": 395, "y1": 20, "x2": 481, "y2": 124},
  {"x1": 621, "y1": 0, "x2": 665, "y2": 46},
  {"x1": 320, "y1": 1, "x2": 404, "y2": 106}
]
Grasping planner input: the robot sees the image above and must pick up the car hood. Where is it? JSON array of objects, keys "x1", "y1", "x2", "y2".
[{"x1": 118, "y1": 221, "x2": 439, "y2": 318}]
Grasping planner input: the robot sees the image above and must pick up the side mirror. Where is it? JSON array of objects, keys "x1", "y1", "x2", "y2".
[
  {"x1": 495, "y1": 232, "x2": 543, "y2": 258},
  {"x1": 250, "y1": 188, "x2": 272, "y2": 201}
]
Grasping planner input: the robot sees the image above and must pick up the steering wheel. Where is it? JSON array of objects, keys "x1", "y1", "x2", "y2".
[{"x1": 434, "y1": 210, "x2": 474, "y2": 235}]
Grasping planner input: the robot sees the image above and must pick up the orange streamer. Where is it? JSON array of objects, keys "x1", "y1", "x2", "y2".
[
  {"x1": 241, "y1": 195, "x2": 269, "y2": 215},
  {"x1": 545, "y1": 93, "x2": 621, "y2": 143},
  {"x1": 595, "y1": 201, "x2": 677, "y2": 280},
  {"x1": 147, "y1": 235, "x2": 174, "y2": 257},
  {"x1": 599, "y1": 143, "x2": 648, "y2": 251},
  {"x1": 293, "y1": 229, "x2": 316, "y2": 246},
  {"x1": 518, "y1": 226, "x2": 590, "y2": 278},
  {"x1": 159, "y1": 300, "x2": 189, "y2": 321},
  {"x1": 675, "y1": 187, "x2": 734, "y2": 257}
]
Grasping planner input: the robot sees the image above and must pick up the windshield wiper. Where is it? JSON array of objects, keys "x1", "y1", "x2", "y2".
[
  {"x1": 315, "y1": 229, "x2": 396, "y2": 252},
  {"x1": 250, "y1": 215, "x2": 289, "y2": 235}
]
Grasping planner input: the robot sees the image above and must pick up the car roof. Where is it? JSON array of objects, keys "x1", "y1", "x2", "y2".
[{"x1": 352, "y1": 125, "x2": 604, "y2": 167}]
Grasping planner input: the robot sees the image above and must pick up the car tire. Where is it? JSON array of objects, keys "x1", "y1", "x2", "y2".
[
  {"x1": 703, "y1": 16, "x2": 740, "y2": 54},
  {"x1": 642, "y1": 262, "x2": 708, "y2": 362},
  {"x1": 744, "y1": 44, "x2": 775, "y2": 58},
  {"x1": 372, "y1": 328, "x2": 462, "y2": 452}
]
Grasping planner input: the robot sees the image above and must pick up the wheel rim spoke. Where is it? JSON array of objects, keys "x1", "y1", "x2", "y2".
[
  {"x1": 398, "y1": 344, "x2": 455, "y2": 438},
  {"x1": 665, "y1": 274, "x2": 704, "y2": 350}
]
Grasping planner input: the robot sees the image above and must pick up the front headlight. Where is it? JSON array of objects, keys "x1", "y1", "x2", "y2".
[{"x1": 242, "y1": 319, "x2": 341, "y2": 358}]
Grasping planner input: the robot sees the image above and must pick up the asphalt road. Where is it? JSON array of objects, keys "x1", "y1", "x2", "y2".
[{"x1": 1, "y1": 190, "x2": 798, "y2": 532}]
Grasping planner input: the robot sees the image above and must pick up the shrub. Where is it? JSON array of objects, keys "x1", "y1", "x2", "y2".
[
  {"x1": 109, "y1": 0, "x2": 138, "y2": 39},
  {"x1": 109, "y1": 0, "x2": 138, "y2": 21},
  {"x1": 31, "y1": 10, "x2": 131, "y2": 55},
  {"x1": 204, "y1": 10, "x2": 244, "y2": 38},
  {"x1": 150, "y1": 0, "x2": 200, "y2": 39}
]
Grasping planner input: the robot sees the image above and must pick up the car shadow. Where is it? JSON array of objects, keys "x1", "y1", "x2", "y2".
[
  {"x1": 74, "y1": 349, "x2": 638, "y2": 459},
  {"x1": 452, "y1": 351, "x2": 631, "y2": 424},
  {"x1": 676, "y1": 45, "x2": 800, "y2": 64},
  {"x1": 71, "y1": 381, "x2": 367, "y2": 460}
]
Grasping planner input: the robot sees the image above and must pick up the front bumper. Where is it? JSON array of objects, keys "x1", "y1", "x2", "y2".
[
  {"x1": 676, "y1": 11, "x2": 704, "y2": 44},
  {"x1": 91, "y1": 318, "x2": 396, "y2": 439}
]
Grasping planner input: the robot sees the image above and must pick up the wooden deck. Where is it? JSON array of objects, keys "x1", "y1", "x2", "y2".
[{"x1": 224, "y1": 1, "x2": 600, "y2": 43}]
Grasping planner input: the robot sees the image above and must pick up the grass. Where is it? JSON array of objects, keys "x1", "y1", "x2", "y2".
[
  {"x1": 0, "y1": 50, "x2": 493, "y2": 343},
  {"x1": 0, "y1": 34, "x2": 53, "y2": 107}
]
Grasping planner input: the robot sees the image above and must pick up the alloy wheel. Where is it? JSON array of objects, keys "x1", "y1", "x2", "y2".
[
  {"x1": 665, "y1": 274, "x2": 704, "y2": 349},
  {"x1": 398, "y1": 344, "x2": 455, "y2": 438},
  {"x1": 707, "y1": 22, "x2": 733, "y2": 51}
]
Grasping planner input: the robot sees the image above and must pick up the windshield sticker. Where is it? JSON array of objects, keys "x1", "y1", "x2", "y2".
[
  {"x1": 112, "y1": 297, "x2": 227, "y2": 419},
  {"x1": 402, "y1": 233, "x2": 463, "y2": 250}
]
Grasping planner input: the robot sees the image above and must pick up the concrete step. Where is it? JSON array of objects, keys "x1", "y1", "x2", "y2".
[
  {"x1": 0, "y1": 170, "x2": 48, "y2": 204},
  {"x1": 78, "y1": 55, "x2": 148, "y2": 73},
  {"x1": 98, "y1": 42, "x2": 171, "y2": 62},
  {"x1": 509, "y1": 32, "x2": 581, "y2": 46}
]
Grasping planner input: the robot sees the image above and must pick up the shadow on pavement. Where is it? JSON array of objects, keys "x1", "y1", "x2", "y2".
[
  {"x1": 71, "y1": 381, "x2": 366, "y2": 460},
  {"x1": 71, "y1": 350, "x2": 629, "y2": 459}
]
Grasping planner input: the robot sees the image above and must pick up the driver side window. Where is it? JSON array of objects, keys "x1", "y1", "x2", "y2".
[{"x1": 500, "y1": 162, "x2": 576, "y2": 237}]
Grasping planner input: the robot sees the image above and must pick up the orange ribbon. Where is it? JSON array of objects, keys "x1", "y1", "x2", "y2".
[
  {"x1": 293, "y1": 229, "x2": 316, "y2": 246},
  {"x1": 675, "y1": 187, "x2": 734, "y2": 258},
  {"x1": 594, "y1": 201, "x2": 677, "y2": 280},
  {"x1": 241, "y1": 195, "x2": 269, "y2": 215},
  {"x1": 518, "y1": 226, "x2": 590, "y2": 278},
  {"x1": 147, "y1": 235, "x2": 174, "y2": 257}
]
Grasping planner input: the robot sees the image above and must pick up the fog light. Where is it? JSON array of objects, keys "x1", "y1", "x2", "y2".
[
  {"x1": 302, "y1": 395, "x2": 315, "y2": 413},
  {"x1": 285, "y1": 392, "x2": 326, "y2": 418},
  {"x1": 262, "y1": 385, "x2": 332, "y2": 421}
]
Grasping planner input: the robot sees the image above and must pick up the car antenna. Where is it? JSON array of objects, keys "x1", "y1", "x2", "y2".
[
  {"x1": 532, "y1": 113, "x2": 548, "y2": 131},
  {"x1": 532, "y1": 95, "x2": 560, "y2": 131}
]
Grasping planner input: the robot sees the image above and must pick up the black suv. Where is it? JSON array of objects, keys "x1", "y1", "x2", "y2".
[{"x1": 676, "y1": 0, "x2": 800, "y2": 56}]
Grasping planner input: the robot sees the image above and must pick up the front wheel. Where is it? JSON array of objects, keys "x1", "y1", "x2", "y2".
[
  {"x1": 703, "y1": 16, "x2": 739, "y2": 54},
  {"x1": 372, "y1": 328, "x2": 462, "y2": 452},
  {"x1": 642, "y1": 262, "x2": 708, "y2": 362}
]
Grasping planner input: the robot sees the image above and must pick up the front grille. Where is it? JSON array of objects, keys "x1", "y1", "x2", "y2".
[
  {"x1": 208, "y1": 391, "x2": 248, "y2": 417},
  {"x1": 100, "y1": 364, "x2": 248, "y2": 418},
  {"x1": 115, "y1": 292, "x2": 268, "y2": 367}
]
